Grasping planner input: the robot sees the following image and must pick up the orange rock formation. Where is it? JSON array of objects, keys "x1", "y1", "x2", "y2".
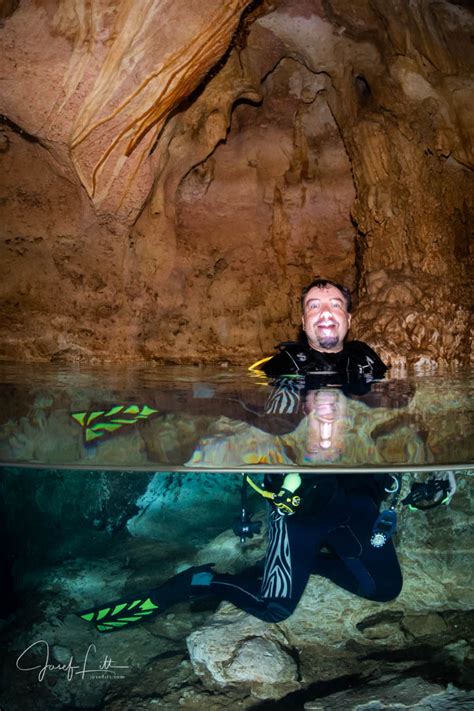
[{"x1": 1, "y1": 0, "x2": 472, "y2": 369}]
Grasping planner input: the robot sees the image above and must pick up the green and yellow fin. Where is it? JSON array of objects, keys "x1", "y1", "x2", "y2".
[{"x1": 78, "y1": 596, "x2": 160, "y2": 633}]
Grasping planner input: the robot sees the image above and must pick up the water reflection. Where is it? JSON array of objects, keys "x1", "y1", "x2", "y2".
[
  {"x1": 0, "y1": 364, "x2": 472, "y2": 470},
  {"x1": 303, "y1": 388, "x2": 350, "y2": 463},
  {"x1": 185, "y1": 375, "x2": 461, "y2": 470}
]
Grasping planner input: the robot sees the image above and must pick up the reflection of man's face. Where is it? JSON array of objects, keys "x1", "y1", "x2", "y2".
[
  {"x1": 304, "y1": 388, "x2": 348, "y2": 462},
  {"x1": 302, "y1": 285, "x2": 351, "y2": 353}
]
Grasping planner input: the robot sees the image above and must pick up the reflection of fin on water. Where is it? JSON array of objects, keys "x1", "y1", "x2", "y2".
[
  {"x1": 71, "y1": 405, "x2": 158, "y2": 444},
  {"x1": 78, "y1": 564, "x2": 215, "y2": 633}
]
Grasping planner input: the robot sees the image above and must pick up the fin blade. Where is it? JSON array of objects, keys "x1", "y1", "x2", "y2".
[
  {"x1": 78, "y1": 595, "x2": 160, "y2": 633},
  {"x1": 71, "y1": 412, "x2": 87, "y2": 425}
]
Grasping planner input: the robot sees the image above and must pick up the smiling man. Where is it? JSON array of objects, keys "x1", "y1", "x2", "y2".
[
  {"x1": 302, "y1": 281, "x2": 351, "y2": 352},
  {"x1": 251, "y1": 277, "x2": 387, "y2": 380}
]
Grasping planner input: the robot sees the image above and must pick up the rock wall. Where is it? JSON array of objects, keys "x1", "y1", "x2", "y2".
[{"x1": 0, "y1": 1, "x2": 472, "y2": 367}]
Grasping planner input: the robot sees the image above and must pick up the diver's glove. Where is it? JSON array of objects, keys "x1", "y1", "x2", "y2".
[{"x1": 273, "y1": 488, "x2": 301, "y2": 516}]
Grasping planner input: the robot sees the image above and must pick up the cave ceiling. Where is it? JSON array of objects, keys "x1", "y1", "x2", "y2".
[{"x1": 0, "y1": 0, "x2": 472, "y2": 369}]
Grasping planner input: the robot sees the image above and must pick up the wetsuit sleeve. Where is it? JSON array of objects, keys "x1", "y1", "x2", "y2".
[
  {"x1": 343, "y1": 474, "x2": 393, "y2": 506},
  {"x1": 364, "y1": 344, "x2": 387, "y2": 379}
]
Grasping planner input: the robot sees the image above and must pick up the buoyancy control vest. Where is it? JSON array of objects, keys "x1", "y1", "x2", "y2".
[
  {"x1": 253, "y1": 340, "x2": 387, "y2": 381},
  {"x1": 263, "y1": 473, "x2": 392, "y2": 518}
]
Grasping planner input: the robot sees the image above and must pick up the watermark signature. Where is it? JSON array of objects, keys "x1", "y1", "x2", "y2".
[{"x1": 16, "y1": 640, "x2": 130, "y2": 682}]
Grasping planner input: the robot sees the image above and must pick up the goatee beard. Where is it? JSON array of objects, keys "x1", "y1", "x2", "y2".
[{"x1": 317, "y1": 335, "x2": 339, "y2": 350}]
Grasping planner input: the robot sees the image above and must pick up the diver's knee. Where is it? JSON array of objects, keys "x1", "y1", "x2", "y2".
[
  {"x1": 263, "y1": 600, "x2": 294, "y2": 623},
  {"x1": 370, "y1": 575, "x2": 403, "y2": 602}
]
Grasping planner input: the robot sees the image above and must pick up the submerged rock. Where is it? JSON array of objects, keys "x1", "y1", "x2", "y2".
[
  {"x1": 303, "y1": 676, "x2": 474, "y2": 710},
  {"x1": 187, "y1": 607, "x2": 299, "y2": 697}
]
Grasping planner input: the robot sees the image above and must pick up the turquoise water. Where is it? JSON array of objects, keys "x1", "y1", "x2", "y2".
[{"x1": 0, "y1": 363, "x2": 472, "y2": 709}]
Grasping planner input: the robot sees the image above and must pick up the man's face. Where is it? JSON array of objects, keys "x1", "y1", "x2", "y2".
[
  {"x1": 303, "y1": 388, "x2": 348, "y2": 462},
  {"x1": 301, "y1": 285, "x2": 351, "y2": 353}
]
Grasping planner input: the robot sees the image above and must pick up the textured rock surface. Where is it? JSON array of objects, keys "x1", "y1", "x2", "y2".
[
  {"x1": 1, "y1": 0, "x2": 473, "y2": 366},
  {"x1": 187, "y1": 612, "x2": 299, "y2": 694},
  {"x1": 303, "y1": 676, "x2": 474, "y2": 710}
]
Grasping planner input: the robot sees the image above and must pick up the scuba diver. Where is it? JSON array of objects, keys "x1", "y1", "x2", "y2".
[
  {"x1": 250, "y1": 277, "x2": 387, "y2": 381},
  {"x1": 79, "y1": 475, "x2": 403, "y2": 630},
  {"x1": 71, "y1": 279, "x2": 386, "y2": 446},
  {"x1": 77, "y1": 278, "x2": 455, "y2": 632},
  {"x1": 78, "y1": 464, "x2": 456, "y2": 632},
  {"x1": 78, "y1": 376, "x2": 405, "y2": 631}
]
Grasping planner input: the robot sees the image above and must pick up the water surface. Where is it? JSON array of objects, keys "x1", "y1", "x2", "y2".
[{"x1": 0, "y1": 362, "x2": 472, "y2": 472}]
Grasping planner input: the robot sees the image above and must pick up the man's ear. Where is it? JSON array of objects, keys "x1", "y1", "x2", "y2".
[{"x1": 347, "y1": 313, "x2": 352, "y2": 328}]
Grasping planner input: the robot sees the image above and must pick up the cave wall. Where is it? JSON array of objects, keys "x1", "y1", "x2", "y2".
[{"x1": 0, "y1": 0, "x2": 472, "y2": 368}]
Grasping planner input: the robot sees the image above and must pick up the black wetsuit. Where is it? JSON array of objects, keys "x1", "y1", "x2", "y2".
[
  {"x1": 251, "y1": 339, "x2": 388, "y2": 431},
  {"x1": 201, "y1": 345, "x2": 401, "y2": 621},
  {"x1": 78, "y1": 472, "x2": 403, "y2": 632},
  {"x1": 78, "y1": 341, "x2": 404, "y2": 632},
  {"x1": 207, "y1": 474, "x2": 402, "y2": 622},
  {"x1": 258, "y1": 339, "x2": 387, "y2": 380}
]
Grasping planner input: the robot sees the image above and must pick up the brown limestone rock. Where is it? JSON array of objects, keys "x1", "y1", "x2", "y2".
[
  {"x1": 70, "y1": 0, "x2": 251, "y2": 217},
  {"x1": 187, "y1": 608, "x2": 299, "y2": 697},
  {"x1": 0, "y1": 0, "x2": 473, "y2": 366}
]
